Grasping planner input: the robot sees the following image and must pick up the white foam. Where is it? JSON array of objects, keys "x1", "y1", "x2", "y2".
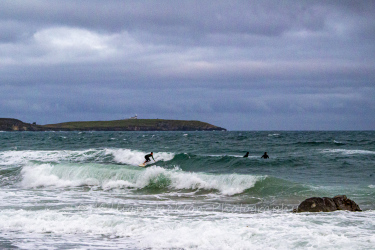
[
  {"x1": 105, "y1": 148, "x2": 174, "y2": 165},
  {"x1": 102, "y1": 180, "x2": 137, "y2": 190},
  {"x1": 165, "y1": 169, "x2": 261, "y2": 195},
  {"x1": 101, "y1": 166, "x2": 261, "y2": 195},
  {"x1": 1, "y1": 208, "x2": 374, "y2": 249},
  {"x1": 322, "y1": 149, "x2": 375, "y2": 155},
  {"x1": 0, "y1": 148, "x2": 175, "y2": 167},
  {"x1": 20, "y1": 163, "x2": 100, "y2": 188},
  {"x1": 268, "y1": 133, "x2": 280, "y2": 136},
  {"x1": 19, "y1": 163, "x2": 261, "y2": 195},
  {"x1": 0, "y1": 149, "x2": 103, "y2": 166}
]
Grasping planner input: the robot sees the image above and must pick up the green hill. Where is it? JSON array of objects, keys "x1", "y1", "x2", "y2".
[{"x1": 42, "y1": 119, "x2": 226, "y2": 131}]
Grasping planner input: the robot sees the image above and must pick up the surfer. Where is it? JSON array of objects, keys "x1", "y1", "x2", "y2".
[
  {"x1": 261, "y1": 152, "x2": 269, "y2": 159},
  {"x1": 143, "y1": 152, "x2": 155, "y2": 164},
  {"x1": 243, "y1": 152, "x2": 249, "y2": 158}
]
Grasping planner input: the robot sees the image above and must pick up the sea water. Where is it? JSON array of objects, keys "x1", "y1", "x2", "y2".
[{"x1": 0, "y1": 131, "x2": 374, "y2": 249}]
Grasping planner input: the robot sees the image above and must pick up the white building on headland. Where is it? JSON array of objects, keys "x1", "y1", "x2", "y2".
[{"x1": 129, "y1": 114, "x2": 138, "y2": 119}]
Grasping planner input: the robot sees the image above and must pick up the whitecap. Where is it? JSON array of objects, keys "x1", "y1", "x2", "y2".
[
  {"x1": 19, "y1": 162, "x2": 262, "y2": 196},
  {"x1": 322, "y1": 149, "x2": 375, "y2": 155},
  {"x1": 106, "y1": 148, "x2": 174, "y2": 166}
]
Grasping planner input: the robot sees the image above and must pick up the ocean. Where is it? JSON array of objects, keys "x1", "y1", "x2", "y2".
[{"x1": 0, "y1": 131, "x2": 374, "y2": 249}]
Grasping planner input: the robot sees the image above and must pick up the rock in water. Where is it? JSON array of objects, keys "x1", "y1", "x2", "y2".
[
  {"x1": 332, "y1": 195, "x2": 361, "y2": 211},
  {"x1": 296, "y1": 195, "x2": 361, "y2": 213},
  {"x1": 297, "y1": 197, "x2": 337, "y2": 212}
]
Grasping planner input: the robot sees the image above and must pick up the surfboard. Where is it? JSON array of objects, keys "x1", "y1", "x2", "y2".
[{"x1": 138, "y1": 161, "x2": 156, "y2": 168}]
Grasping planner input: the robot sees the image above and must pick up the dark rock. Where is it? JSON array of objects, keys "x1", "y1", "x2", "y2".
[
  {"x1": 297, "y1": 197, "x2": 337, "y2": 212},
  {"x1": 333, "y1": 195, "x2": 361, "y2": 212},
  {"x1": 296, "y1": 195, "x2": 361, "y2": 213}
]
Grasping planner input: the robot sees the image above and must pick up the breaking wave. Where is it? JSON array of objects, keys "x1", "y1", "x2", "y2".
[{"x1": 20, "y1": 163, "x2": 263, "y2": 196}]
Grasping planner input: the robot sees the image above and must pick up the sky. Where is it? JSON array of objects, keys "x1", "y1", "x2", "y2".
[{"x1": 1, "y1": 0, "x2": 374, "y2": 130}]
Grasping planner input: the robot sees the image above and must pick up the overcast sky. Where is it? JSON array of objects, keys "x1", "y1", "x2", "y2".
[{"x1": 1, "y1": 0, "x2": 374, "y2": 130}]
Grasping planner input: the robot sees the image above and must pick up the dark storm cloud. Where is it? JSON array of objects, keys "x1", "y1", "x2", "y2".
[{"x1": 1, "y1": 0, "x2": 374, "y2": 130}]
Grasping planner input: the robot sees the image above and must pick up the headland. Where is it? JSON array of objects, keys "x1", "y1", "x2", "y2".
[{"x1": 0, "y1": 118, "x2": 226, "y2": 131}]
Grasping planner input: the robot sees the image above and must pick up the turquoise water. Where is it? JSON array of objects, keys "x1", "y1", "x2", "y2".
[{"x1": 1, "y1": 131, "x2": 374, "y2": 249}]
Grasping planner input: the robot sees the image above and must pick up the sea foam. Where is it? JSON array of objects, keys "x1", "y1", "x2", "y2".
[
  {"x1": 105, "y1": 148, "x2": 174, "y2": 165},
  {"x1": 0, "y1": 148, "x2": 174, "y2": 167},
  {"x1": 322, "y1": 149, "x2": 375, "y2": 155},
  {"x1": 1, "y1": 208, "x2": 374, "y2": 250},
  {"x1": 20, "y1": 163, "x2": 262, "y2": 195}
]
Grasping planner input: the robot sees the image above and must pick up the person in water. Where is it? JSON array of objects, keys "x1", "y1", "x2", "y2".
[
  {"x1": 261, "y1": 152, "x2": 269, "y2": 159},
  {"x1": 243, "y1": 152, "x2": 249, "y2": 158},
  {"x1": 143, "y1": 152, "x2": 155, "y2": 164}
]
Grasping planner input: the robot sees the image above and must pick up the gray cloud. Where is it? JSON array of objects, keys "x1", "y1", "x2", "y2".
[{"x1": 0, "y1": 0, "x2": 374, "y2": 130}]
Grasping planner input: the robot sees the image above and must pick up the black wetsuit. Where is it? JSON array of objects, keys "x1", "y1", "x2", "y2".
[{"x1": 145, "y1": 154, "x2": 153, "y2": 162}]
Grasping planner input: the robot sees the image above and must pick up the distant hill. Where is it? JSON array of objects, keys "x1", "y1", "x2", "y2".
[
  {"x1": 0, "y1": 118, "x2": 226, "y2": 131},
  {"x1": 0, "y1": 118, "x2": 43, "y2": 131}
]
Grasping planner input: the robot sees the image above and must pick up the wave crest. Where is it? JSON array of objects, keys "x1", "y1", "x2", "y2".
[
  {"x1": 20, "y1": 163, "x2": 263, "y2": 196},
  {"x1": 0, "y1": 148, "x2": 175, "y2": 166}
]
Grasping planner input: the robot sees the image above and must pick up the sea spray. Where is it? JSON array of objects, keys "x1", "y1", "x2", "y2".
[
  {"x1": 20, "y1": 163, "x2": 263, "y2": 195},
  {"x1": 105, "y1": 148, "x2": 175, "y2": 165},
  {"x1": 0, "y1": 148, "x2": 175, "y2": 166}
]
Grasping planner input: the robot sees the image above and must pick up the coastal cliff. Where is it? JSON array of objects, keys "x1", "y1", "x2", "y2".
[
  {"x1": 0, "y1": 118, "x2": 226, "y2": 131},
  {"x1": 0, "y1": 118, "x2": 43, "y2": 131}
]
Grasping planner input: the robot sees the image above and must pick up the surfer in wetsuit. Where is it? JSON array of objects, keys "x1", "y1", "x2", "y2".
[
  {"x1": 243, "y1": 152, "x2": 249, "y2": 158},
  {"x1": 143, "y1": 152, "x2": 155, "y2": 164},
  {"x1": 261, "y1": 152, "x2": 269, "y2": 159}
]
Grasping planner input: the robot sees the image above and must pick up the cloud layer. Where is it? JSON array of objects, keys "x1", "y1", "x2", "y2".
[{"x1": 1, "y1": 0, "x2": 374, "y2": 130}]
